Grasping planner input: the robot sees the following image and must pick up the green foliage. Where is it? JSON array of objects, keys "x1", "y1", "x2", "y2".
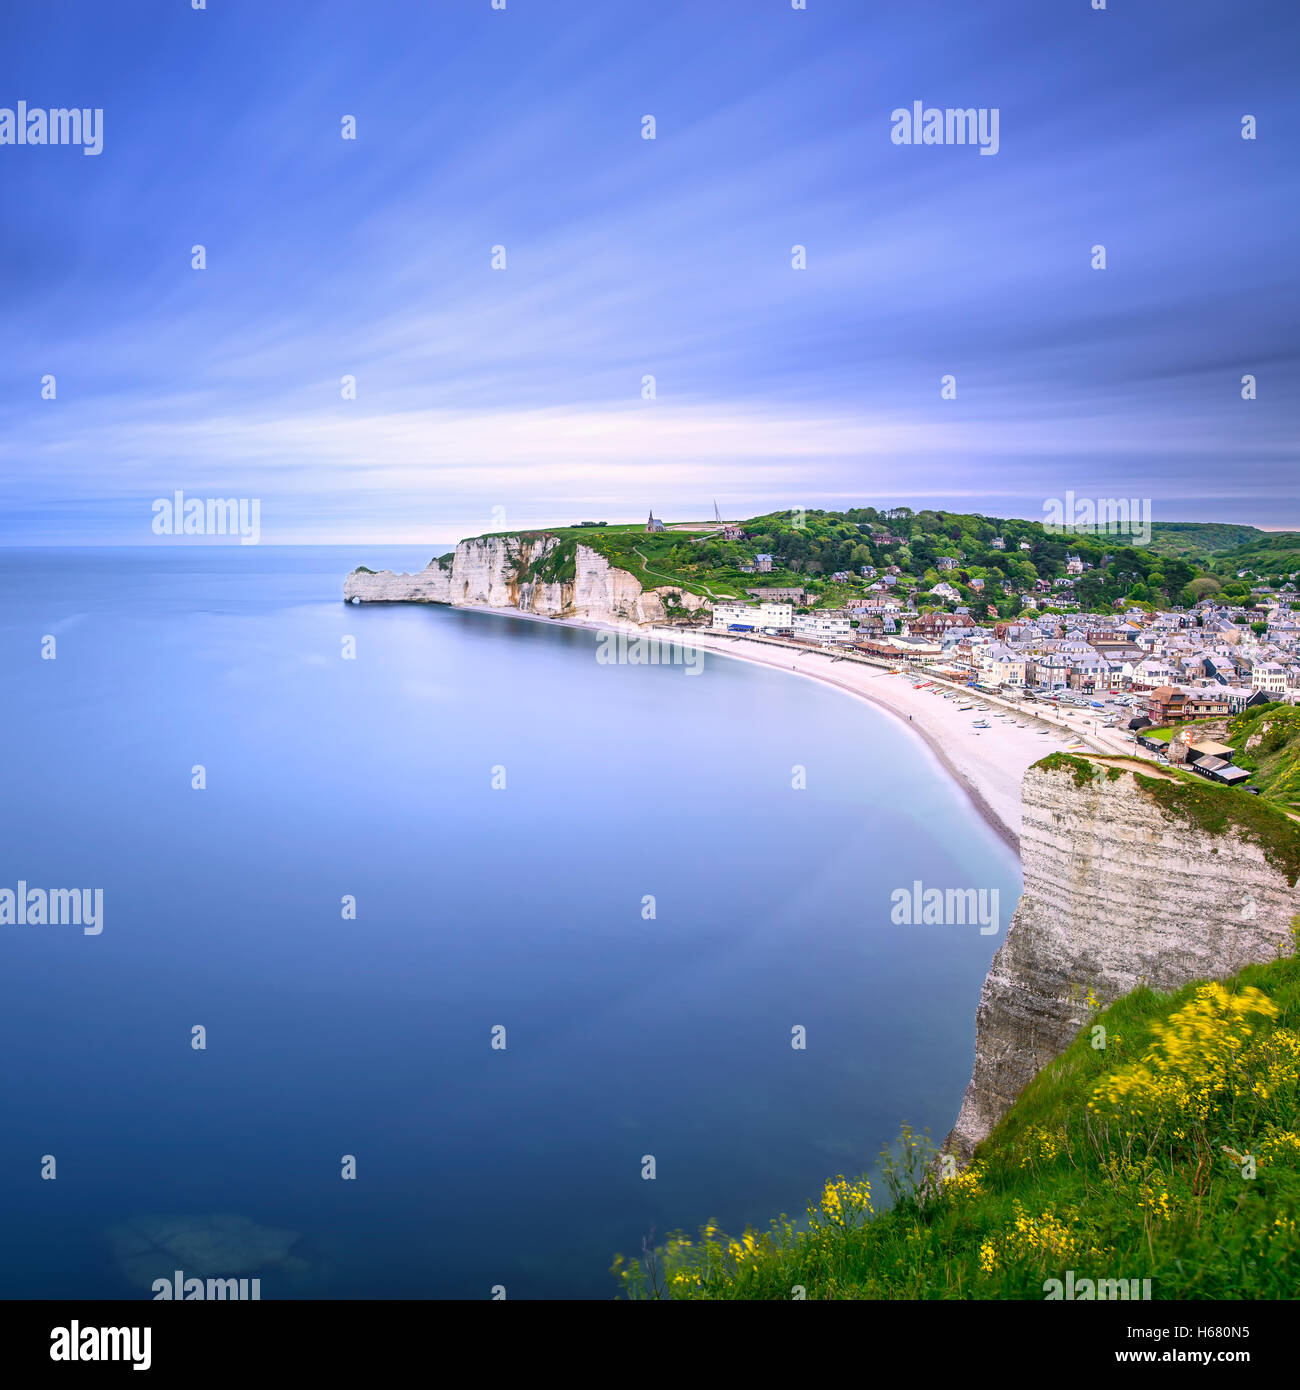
[
  {"x1": 1036, "y1": 752, "x2": 1102, "y2": 787},
  {"x1": 1228, "y1": 705, "x2": 1300, "y2": 805},
  {"x1": 1146, "y1": 522, "x2": 1271, "y2": 558},
  {"x1": 463, "y1": 509, "x2": 1242, "y2": 619},
  {"x1": 1129, "y1": 766, "x2": 1300, "y2": 886},
  {"x1": 519, "y1": 536, "x2": 578, "y2": 587}
]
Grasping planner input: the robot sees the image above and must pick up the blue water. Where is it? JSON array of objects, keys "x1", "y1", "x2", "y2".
[{"x1": 0, "y1": 547, "x2": 1020, "y2": 1299}]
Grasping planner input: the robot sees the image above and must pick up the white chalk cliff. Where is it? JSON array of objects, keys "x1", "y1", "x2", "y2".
[
  {"x1": 947, "y1": 755, "x2": 1300, "y2": 1159},
  {"x1": 344, "y1": 535, "x2": 709, "y2": 626}
]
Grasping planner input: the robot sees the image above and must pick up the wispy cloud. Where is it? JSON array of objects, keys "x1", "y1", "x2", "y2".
[{"x1": 2, "y1": 0, "x2": 1297, "y2": 540}]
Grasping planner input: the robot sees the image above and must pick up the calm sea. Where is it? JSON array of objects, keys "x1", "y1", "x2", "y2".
[{"x1": 0, "y1": 546, "x2": 1019, "y2": 1299}]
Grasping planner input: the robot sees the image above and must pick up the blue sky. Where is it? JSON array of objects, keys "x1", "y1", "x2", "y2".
[{"x1": 2, "y1": 0, "x2": 1297, "y2": 543}]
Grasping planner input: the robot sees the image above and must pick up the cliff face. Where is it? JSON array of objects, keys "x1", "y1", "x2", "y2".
[
  {"x1": 343, "y1": 537, "x2": 709, "y2": 627},
  {"x1": 947, "y1": 757, "x2": 1300, "y2": 1159}
]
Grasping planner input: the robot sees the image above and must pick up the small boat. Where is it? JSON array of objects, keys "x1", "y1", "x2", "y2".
[{"x1": 973, "y1": 719, "x2": 991, "y2": 729}]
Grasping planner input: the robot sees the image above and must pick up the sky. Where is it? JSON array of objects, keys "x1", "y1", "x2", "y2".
[{"x1": 1, "y1": 0, "x2": 1297, "y2": 545}]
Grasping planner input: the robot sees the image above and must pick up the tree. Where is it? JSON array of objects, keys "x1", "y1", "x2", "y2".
[
  {"x1": 1163, "y1": 558, "x2": 1196, "y2": 592},
  {"x1": 1185, "y1": 576, "x2": 1222, "y2": 601}
]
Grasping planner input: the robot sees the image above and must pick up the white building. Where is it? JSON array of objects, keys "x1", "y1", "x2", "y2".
[
  {"x1": 793, "y1": 613, "x2": 852, "y2": 642},
  {"x1": 1252, "y1": 663, "x2": 1289, "y2": 694},
  {"x1": 1133, "y1": 657, "x2": 1180, "y2": 689},
  {"x1": 978, "y1": 643, "x2": 1026, "y2": 687},
  {"x1": 712, "y1": 601, "x2": 792, "y2": 632}
]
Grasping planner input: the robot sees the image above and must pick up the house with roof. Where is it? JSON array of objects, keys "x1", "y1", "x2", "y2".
[
  {"x1": 1027, "y1": 653, "x2": 1071, "y2": 691},
  {"x1": 1226, "y1": 687, "x2": 1277, "y2": 714},
  {"x1": 1253, "y1": 663, "x2": 1289, "y2": 694},
  {"x1": 746, "y1": 587, "x2": 808, "y2": 605},
  {"x1": 793, "y1": 611, "x2": 852, "y2": 642},
  {"x1": 978, "y1": 643, "x2": 1026, "y2": 688},
  {"x1": 1170, "y1": 735, "x2": 1252, "y2": 786},
  {"x1": 1188, "y1": 756, "x2": 1252, "y2": 785},
  {"x1": 1068, "y1": 652, "x2": 1116, "y2": 693},
  {"x1": 1145, "y1": 686, "x2": 1187, "y2": 722},
  {"x1": 1183, "y1": 690, "x2": 1230, "y2": 719}
]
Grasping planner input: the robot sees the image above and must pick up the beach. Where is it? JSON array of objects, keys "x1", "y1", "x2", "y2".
[{"x1": 676, "y1": 630, "x2": 1112, "y2": 852}]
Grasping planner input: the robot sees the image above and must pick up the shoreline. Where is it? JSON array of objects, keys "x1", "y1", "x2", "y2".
[
  {"x1": 677, "y1": 630, "x2": 1058, "y2": 855},
  {"x1": 362, "y1": 597, "x2": 1104, "y2": 854},
  {"x1": 709, "y1": 645, "x2": 1020, "y2": 854}
]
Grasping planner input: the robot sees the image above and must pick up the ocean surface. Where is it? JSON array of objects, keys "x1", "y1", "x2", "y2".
[{"x1": 0, "y1": 546, "x2": 1021, "y2": 1299}]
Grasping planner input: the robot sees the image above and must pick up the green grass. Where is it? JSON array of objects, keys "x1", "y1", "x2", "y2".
[
  {"x1": 1036, "y1": 751, "x2": 1100, "y2": 786},
  {"x1": 1140, "y1": 724, "x2": 1230, "y2": 748},
  {"x1": 620, "y1": 951, "x2": 1300, "y2": 1300},
  {"x1": 451, "y1": 507, "x2": 1257, "y2": 616},
  {"x1": 1146, "y1": 522, "x2": 1274, "y2": 558},
  {"x1": 1129, "y1": 766, "x2": 1300, "y2": 885},
  {"x1": 1229, "y1": 705, "x2": 1300, "y2": 805},
  {"x1": 517, "y1": 535, "x2": 578, "y2": 588},
  {"x1": 468, "y1": 524, "x2": 734, "y2": 599}
]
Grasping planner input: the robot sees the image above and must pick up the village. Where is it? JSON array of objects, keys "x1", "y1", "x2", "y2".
[{"x1": 702, "y1": 576, "x2": 1300, "y2": 794}]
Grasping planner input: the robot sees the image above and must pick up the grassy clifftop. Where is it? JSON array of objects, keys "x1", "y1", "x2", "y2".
[
  {"x1": 468, "y1": 524, "x2": 727, "y2": 599},
  {"x1": 463, "y1": 506, "x2": 1247, "y2": 615},
  {"x1": 620, "y1": 951, "x2": 1300, "y2": 1299},
  {"x1": 1228, "y1": 704, "x2": 1300, "y2": 808}
]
